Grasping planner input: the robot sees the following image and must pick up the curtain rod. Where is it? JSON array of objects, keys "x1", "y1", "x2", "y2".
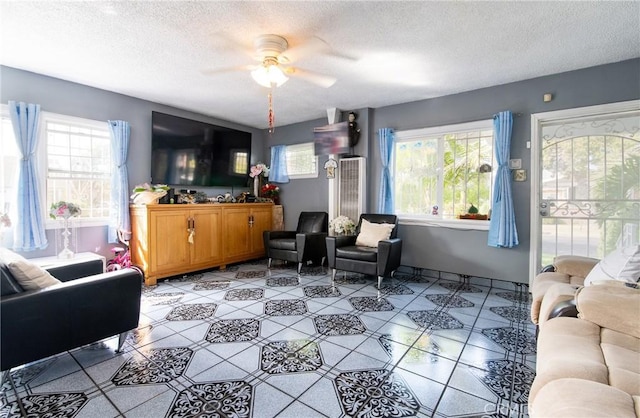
[{"x1": 494, "y1": 112, "x2": 522, "y2": 118}]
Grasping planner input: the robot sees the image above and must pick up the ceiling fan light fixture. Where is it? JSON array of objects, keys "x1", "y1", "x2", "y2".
[{"x1": 251, "y1": 64, "x2": 289, "y2": 88}]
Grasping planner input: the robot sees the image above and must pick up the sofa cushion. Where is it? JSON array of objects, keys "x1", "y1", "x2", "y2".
[
  {"x1": 584, "y1": 245, "x2": 640, "y2": 286},
  {"x1": 576, "y1": 282, "x2": 640, "y2": 339},
  {"x1": 531, "y1": 315, "x2": 640, "y2": 408},
  {"x1": 336, "y1": 245, "x2": 378, "y2": 262},
  {"x1": 530, "y1": 316, "x2": 609, "y2": 403},
  {"x1": 269, "y1": 238, "x2": 296, "y2": 251},
  {"x1": 531, "y1": 378, "x2": 638, "y2": 418},
  {"x1": 1, "y1": 260, "x2": 24, "y2": 296},
  {"x1": 0, "y1": 248, "x2": 61, "y2": 290},
  {"x1": 355, "y1": 219, "x2": 394, "y2": 248}
]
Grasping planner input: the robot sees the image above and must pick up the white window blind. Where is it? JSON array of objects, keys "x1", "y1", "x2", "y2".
[{"x1": 285, "y1": 142, "x2": 318, "y2": 179}]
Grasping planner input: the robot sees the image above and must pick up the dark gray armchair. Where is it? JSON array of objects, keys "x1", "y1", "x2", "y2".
[
  {"x1": 263, "y1": 211, "x2": 328, "y2": 274},
  {"x1": 326, "y1": 214, "x2": 402, "y2": 288}
]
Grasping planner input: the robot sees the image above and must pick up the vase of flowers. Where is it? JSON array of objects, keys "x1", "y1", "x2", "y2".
[
  {"x1": 330, "y1": 215, "x2": 356, "y2": 236},
  {"x1": 249, "y1": 163, "x2": 269, "y2": 197},
  {"x1": 261, "y1": 183, "x2": 280, "y2": 205},
  {"x1": 131, "y1": 183, "x2": 170, "y2": 205},
  {"x1": 50, "y1": 201, "x2": 82, "y2": 259}
]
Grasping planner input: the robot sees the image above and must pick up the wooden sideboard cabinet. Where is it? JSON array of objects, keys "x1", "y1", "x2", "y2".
[
  {"x1": 130, "y1": 203, "x2": 272, "y2": 285},
  {"x1": 222, "y1": 205, "x2": 272, "y2": 264}
]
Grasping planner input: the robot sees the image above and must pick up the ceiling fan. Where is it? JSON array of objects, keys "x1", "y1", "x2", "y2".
[{"x1": 204, "y1": 34, "x2": 339, "y2": 89}]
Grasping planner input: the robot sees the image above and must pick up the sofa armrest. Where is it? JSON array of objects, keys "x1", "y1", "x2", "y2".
[
  {"x1": 263, "y1": 230, "x2": 296, "y2": 258},
  {"x1": 553, "y1": 255, "x2": 599, "y2": 279},
  {"x1": 575, "y1": 282, "x2": 640, "y2": 338},
  {"x1": 297, "y1": 232, "x2": 327, "y2": 262},
  {"x1": 538, "y1": 282, "x2": 582, "y2": 327},
  {"x1": 377, "y1": 238, "x2": 402, "y2": 276},
  {"x1": 1, "y1": 268, "x2": 142, "y2": 371}
]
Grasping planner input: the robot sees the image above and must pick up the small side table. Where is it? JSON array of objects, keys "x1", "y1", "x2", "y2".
[{"x1": 30, "y1": 252, "x2": 107, "y2": 273}]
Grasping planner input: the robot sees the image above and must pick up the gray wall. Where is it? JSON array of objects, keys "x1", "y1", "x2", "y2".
[
  {"x1": 264, "y1": 108, "x2": 372, "y2": 230},
  {"x1": 1, "y1": 65, "x2": 265, "y2": 259},
  {"x1": 370, "y1": 59, "x2": 639, "y2": 282},
  {"x1": 263, "y1": 117, "x2": 328, "y2": 230},
  {"x1": 271, "y1": 59, "x2": 640, "y2": 283}
]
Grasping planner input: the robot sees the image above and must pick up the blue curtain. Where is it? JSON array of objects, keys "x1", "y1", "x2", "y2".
[
  {"x1": 377, "y1": 128, "x2": 394, "y2": 213},
  {"x1": 9, "y1": 101, "x2": 48, "y2": 251},
  {"x1": 488, "y1": 111, "x2": 519, "y2": 248},
  {"x1": 269, "y1": 145, "x2": 289, "y2": 183},
  {"x1": 108, "y1": 120, "x2": 131, "y2": 243}
]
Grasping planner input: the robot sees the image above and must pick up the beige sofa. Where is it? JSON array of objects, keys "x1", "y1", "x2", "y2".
[
  {"x1": 530, "y1": 255, "x2": 599, "y2": 326},
  {"x1": 529, "y1": 282, "x2": 640, "y2": 417}
]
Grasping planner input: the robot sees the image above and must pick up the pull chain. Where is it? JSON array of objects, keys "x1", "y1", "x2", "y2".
[{"x1": 268, "y1": 91, "x2": 275, "y2": 134}]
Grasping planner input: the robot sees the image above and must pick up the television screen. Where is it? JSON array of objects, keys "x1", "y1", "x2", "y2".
[
  {"x1": 151, "y1": 112, "x2": 251, "y2": 187},
  {"x1": 313, "y1": 121, "x2": 350, "y2": 155}
]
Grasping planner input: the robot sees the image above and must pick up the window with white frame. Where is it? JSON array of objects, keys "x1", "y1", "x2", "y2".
[
  {"x1": 394, "y1": 120, "x2": 494, "y2": 221},
  {"x1": 230, "y1": 149, "x2": 249, "y2": 175},
  {"x1": 285, "y1": 142, "x2": 318, "y2": 179},
  {"x1": 0, "y1": 106, "x2": 112, "y2": 228},
  {"x1": 44, "y1": 114, "x2": 112, "y2": 223}
]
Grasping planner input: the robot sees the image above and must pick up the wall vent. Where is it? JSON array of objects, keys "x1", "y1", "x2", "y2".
[{"x1": 338, "y1": 157, "x2": 366, "y2": 222}]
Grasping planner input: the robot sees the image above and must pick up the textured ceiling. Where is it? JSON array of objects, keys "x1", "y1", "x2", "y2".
[{"x1": 1, "y1": 1, "x2": 639, "y2": 129}]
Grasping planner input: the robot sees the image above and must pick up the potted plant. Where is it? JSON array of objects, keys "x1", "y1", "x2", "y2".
[
  {"x1": 131, "y1": 183, "x2": 170, "y2": 205},
  {"x1": 261, "y1": 183, "x2": 280, "y2": 205}
]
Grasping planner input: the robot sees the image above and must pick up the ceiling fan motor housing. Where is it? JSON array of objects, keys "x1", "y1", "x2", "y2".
[{"x1": 254, "y1": 34, "x2": 289, "y2": 60}]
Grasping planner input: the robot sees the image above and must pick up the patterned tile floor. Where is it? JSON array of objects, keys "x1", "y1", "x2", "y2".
[{"x1": 1, "y1": 261, "x2": 535, "y2": 418}]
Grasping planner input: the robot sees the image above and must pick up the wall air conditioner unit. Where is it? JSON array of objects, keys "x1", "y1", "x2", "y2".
[{"x1": 338, "y1": 157, "x2": 366, "y2": 222}]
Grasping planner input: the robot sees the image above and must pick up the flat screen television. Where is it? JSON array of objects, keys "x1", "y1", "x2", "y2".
[{"x1": 151, "y1": 112, "x2": 251, "y2": 188}]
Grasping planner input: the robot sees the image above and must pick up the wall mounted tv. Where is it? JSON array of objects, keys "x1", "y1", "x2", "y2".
[{"x1": 151, "y1": 111, "x2": 251, "y2": 188}]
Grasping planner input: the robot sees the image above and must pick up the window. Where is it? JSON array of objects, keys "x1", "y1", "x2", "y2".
[
  {"x1": 44, "y1": 114, "x2": 112, "y2": 224},
  {"x1": 285, "y1": 142, "x2": 318, "y2": 179},
  {"x1": 394, "y1": 120, "x2": 494, "y2": 224},
  {"x1": 230, "y1": 149, "x2": 249, "y2": 175},
  {"x1": 0, "y1": 106, "x2": 112, "y2": 228}
]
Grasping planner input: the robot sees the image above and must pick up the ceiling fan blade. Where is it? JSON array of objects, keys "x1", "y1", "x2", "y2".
[
  {"x1": 201, "y1": 64, "x2": 256, "y2": 76},
  {"x1": 283, "y1": 66, "x2": 337, "y2": 88},
  {"x1": 281, "y1": 36, "x2": 357, "y2": 63}
]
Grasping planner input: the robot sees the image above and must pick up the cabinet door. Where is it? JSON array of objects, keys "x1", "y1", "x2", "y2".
[
  {"x1": 149, "y1": 210, "x2": 190, "y2": 274},
  {"x1": 223, "y1": 207, "x2": 251, "y2": 260},
  {"x1": 190, "y1": 207, "x2": 223, "y2": 265},
  {"x1": 250, "y1": 206, "x2": 273, "y2": 255}
]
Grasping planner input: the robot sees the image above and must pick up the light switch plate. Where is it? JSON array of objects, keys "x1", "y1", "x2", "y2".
[{"x1": 509, "y1": 159, "x2": 522, "y2": 169}]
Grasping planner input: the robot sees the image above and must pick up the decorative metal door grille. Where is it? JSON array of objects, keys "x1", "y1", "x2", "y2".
[{"x1": 539, "y1": 111, "x2": 640, "y2": 265}]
